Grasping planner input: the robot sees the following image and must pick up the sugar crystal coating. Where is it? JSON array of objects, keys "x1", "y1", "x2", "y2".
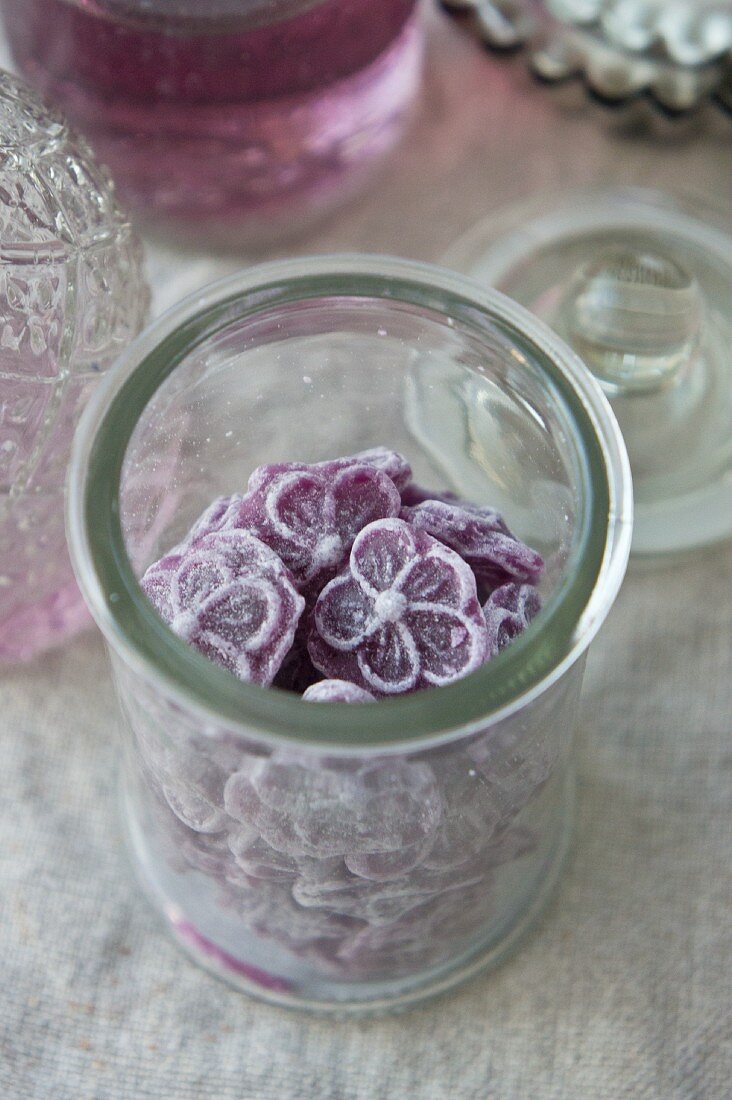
[
  {"x1": 401, "y1": 499, "x2": 545, "y2": 591},
  {"x1": 224, "y1": 751, "x2": 441, "y2": 860},
  {"x1": 247, "y1": 447, "x2": 412, "y2": 494},
  {"x1": 421, "y1": 761, "x2": 502, "y2": 871},
  {"x1": 399, "y1": 483, "x2": 461, "y2": 508},
  {"x1": 292, "y1": 870, "x2": 446, "y2": 926},
  {"x1": 335, "y1": 879, "x2": 496, "y2": 976},
  {"x1": 483, "y1": 582, "x2": 542, "y2": 658},
  {"x1": 193, "y1": 462, "x2": 402, "y2": 592},
  {"x1": 309, "y1": 518, "x2": 488, "y2": 695},
  {"x1": 161, "y1": 758, "x2": 229, "y2": 836},
  {"x1": 468, "y1": 727, "x2": 554, "y2": 822},
  {"x1": 219, "y1": 878, "x2": 363, "y2": 950},
  {"x1": 141, "y1": 529, "x2": 304, "y2": 685},
  {"x1": 228, "y1": 831, "x2": 299, "y2": 883},
  {"x1": 302, "y1": 680, "x2": 375, "y2": 703},
  {"x1": 343, "y1": 837, "x2": 436, "y2": 882}
]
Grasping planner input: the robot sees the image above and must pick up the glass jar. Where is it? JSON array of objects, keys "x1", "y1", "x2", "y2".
[
  {"x1": 1, "y1": 0, "x2": 423, "y2": 243},
  {"x1": 0, "y1": 69, "x2": 149, "y2": 664},
  {"x1": 67, "y1": 256, "x2": 631, "y2": 1012}
]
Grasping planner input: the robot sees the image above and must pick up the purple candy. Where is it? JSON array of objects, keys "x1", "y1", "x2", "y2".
[
  {"x1": 141, "y1": 529, "x2": 304, "y2": 686},
  {"x1": 293, "y1": 855, "x2": 490, "y2": 927},
  {"x1": 467, "y1": 728, "x2": 554, "y2": 823},
  {"x1": 161, "y1": 766, "x2": 229, "y2": 835},
  {"x1": 224, "y1": 751, "x2": 441, "y2": 860},
  {"x1": 421, "y1": 762, "x2": 502, "y2": 872},
  {"x1": 320, "y1": 447, "x2": 412, "y2": 493},
  {"x1": 220, "y1": 878, "x2": 363, "y2": 950},
  {"x1": 483, "y1": 582, "x2": 542, "y2": 658},
  {"x1": 182, "y1": 494, "x2": 240, "y2": 548},
  {"x1": 292, "y1": 876, "x2": 438, "y2": 926},
  {"x1": 133, "y1": 447, "x2": 556, "y2": 978},
  {"x1": 335, "y1": 879, "x2": 496, "y2": 977},
  {"x1": 302, "y1": 680, "x2": 375, "y2": 703},
  {"x1": 248, "y1": 447, "x2": 412, "y2": 494},
  {"x1": 228, "y1": 829, "x2": 299, "y2": 883},
  {"x1": 399, "y1": 483, "x2": 461, "y2": 508},
  {"x1": 344, "y1": 837, "x2": 435, "y2": 882},
  {"x1": 214, "y1": 463, "x2": 402, "y2": 592},
  {"x1": 400, "y1": 498, "x2": 545, "y2": 591},
  {"x1": 308, "y1": 518, "x2": 488, "y2": 696},
  {"x1": 179, "y1": 831, "x2": 236, "y2": 880}
]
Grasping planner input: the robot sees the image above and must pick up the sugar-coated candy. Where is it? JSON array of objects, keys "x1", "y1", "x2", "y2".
[
  {"x1": 320, "y1": 447, "x2": 412, "y2": 493},
  {"x1": 133, "y1": 446, "x2": 560, "y2": 983},
  {"x1": 309, "y1": 518, "x2": 488, "y2": 695},
  {"x1": 399, "y1": 483, "x2": 461, "y2": 508},
  {"x1": 293, "y1": 856, "x2": 489, "y2": 927},
  {"x1": 180, "y1": 831, "x2": 235, "y2": 880},
  {"x1": 302, "y1": 680, "x2": 375, "y2": 703},
  {"x1": 141, "y1": 529, "x2": 304, "y2": 685},
  {"x1": 400, "y1": 498, "x2": 544, "y2": 591},
  {"x1": 225, "y1": 463, "x2": 402, "y2": 591},
  {"x1": 247, "y1": 447, "x2": 412, "y2": 494},
  {"x1": 182, "y1": 494, "x2": 239, "y2": 549},
  {"x1": 420, "y1": 763, "x2": 502, "y2": 871},
  {"x1": 292, "y1": 870, "x2": 445, "y2": 926},
  {"x1": 468, "y1": 728, "x2": 554, "y2": 823},
  {"x1": 344, "y1": 837, "x2": 434, "y2": 881},
  {"x1": 335, "y1": 879, "x2": 495, "y2": 977},
  {"x1": 136, "y1": 724, "x2": 233, "y2": 836},
  {"x1": 224, "y1": 751, "x2": 441, "y2": 859},
  {"x1": 483, "y1": 582, "x2": 542, "y2": 658},
  {"x1": 161, "y1": 767, "x2": 229, "y2": 835},
  {"x1": 228, "y1": 830, "x2": 299, "y2": 883},
  {"x1": 220, "y1": 879, "x2": 363, "y2": 949}
]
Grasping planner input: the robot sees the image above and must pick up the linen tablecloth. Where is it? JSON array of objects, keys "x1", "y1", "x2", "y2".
[{"x1": 2, "y1": 8, "x2": 731, "y2": 1098}]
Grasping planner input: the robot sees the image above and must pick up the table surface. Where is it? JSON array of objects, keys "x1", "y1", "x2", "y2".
[{"x1": 2, "y1": 8, "x2": 732, "y2": 1099}]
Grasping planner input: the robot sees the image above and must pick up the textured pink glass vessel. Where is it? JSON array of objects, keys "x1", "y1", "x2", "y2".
[
  {"x1": 0, "y1": 70, "x2": 149, "y2": 664},
  {"x1": 1, "y1": 0, "x2": 423, "y2": 242}
]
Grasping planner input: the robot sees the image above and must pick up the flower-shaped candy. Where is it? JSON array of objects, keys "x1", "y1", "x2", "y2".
[
  {"x1": 399, "y1": 483, "x2": 461, "y2": 508},
  {"x1": 247, "y1": 447, "x2": 412, "y2": 494},
  {"x1": 140, "y1": 529, "x2": 304, "y2": 686},
  {"x1": 400, "y1": 498, "x2": 544, "y2": 592},
  {"x1": 191, "y1": 462, "x2": 402, "y2": 593},
  {"x1": 308, "y1": 518, "x2": 489, "y2": 696},
  {"x1": 483, "y1": 582, "x2": 541, "y2": 659}
]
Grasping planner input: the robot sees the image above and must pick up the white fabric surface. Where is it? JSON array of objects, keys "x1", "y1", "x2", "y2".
[{"x1": 2, "y1": 8, "x2": 732, "y2": 1098}]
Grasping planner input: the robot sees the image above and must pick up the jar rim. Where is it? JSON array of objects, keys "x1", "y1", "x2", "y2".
[{"x1": 67, "y1": 254, "x2": 632, "y2": 753}]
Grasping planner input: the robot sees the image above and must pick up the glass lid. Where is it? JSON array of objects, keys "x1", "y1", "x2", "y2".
[{"x1": 444, "y1": 186, "x2": 732, "y2": 556}]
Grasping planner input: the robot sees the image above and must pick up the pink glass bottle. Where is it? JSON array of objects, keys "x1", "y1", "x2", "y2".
[
  {"x1": 0, "y1": 70, "x2": 149, "y2": 664},
  {"x1": 1, "y1": 0, "x2": 423, "y2": 243}
]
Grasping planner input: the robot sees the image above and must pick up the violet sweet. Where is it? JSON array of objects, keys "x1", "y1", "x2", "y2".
[
  {"x1": 400, "y1": 498, "x2": 545, "y2": 591},
  {"x1": 140, "y1": 529, "x2": 304, "y2": 686},
  {"x1": 308, "y1": 518, "x2": 488, "y2": 695},
  {"x1": 483, "y1": 582, "x2": 542, "y2": 658}
]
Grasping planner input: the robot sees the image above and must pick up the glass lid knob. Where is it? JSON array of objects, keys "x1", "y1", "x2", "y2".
[{"x1": 554, "y1": 246, "x2": 703, "y2": 394}]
